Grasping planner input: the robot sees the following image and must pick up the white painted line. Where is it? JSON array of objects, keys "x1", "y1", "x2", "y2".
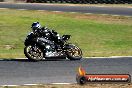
[
  {"x1": 112, "y1": 15, "x2": 122, "y2": 16},
  {"x1": 0, "y1": 8, "x2": 9, "y2": 10},
  {"x1": 85, "y1": 57, "x2": 110, "y2": 58},
  {"x1": 1, "y1": 84, "x2": 38, "y2": 86},
  {"x1": 91, "y1": 6, "x2": 132, "y2": 8},
  {"x1": 111, "y1": 56, "x2": 132, "y2": 58},
  {"x1": 51, "y1": 83, "x2": 72, "y2": 85},
  {"x1": 17, "y1": 58, "x2": 27, "y2": 59},
  {"x1": 1, "y1": 85, "x2": 19, "y2": 87},
  {"x1": 18, "y1": 9, "x2": 27, "y2": 10},
  {"x1": 0, "y1": 83, "x2": 75, "y2": 86},
  {"x1": 23, "y1": 84, "x2": 39, "y2": 86},
  {"x1": 52, "y1": 11, "x2": 63, "y2": 13},
  {"x1": 84, "y1": 13, "x2": 93, "y2": 15},
  {"x1": 85, "y1": 56, "x2": 132, "y2": 59},
  {"x1": 70, "y1": 12, "x2": 78, "y2": 14},
  {"x1": 37, "y1": 10, "x2": 46, "y2": 12}
]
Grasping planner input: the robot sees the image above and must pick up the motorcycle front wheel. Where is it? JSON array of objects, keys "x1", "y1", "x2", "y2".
[
  {"x1": 24, "y1": 45, "x2": 43, "y2": 61},
  {"x1": 66, "y1": 44, "x2": 82, "y2": 60}
]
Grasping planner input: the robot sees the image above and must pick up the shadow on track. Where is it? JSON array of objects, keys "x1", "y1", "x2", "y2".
[
  {"x1": 0, "y1": 58, "x2": 77, "y2": 62},
  {"x1": 0, "y1": 58, "x2": 30, "y2": 62}
]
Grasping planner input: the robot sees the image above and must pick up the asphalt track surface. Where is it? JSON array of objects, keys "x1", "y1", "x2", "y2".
[
  {"x1": 0, "y1": 3, "x2": 132, "y2": 16},
  {"x1": 0, "y1": 3, "x2": 132, "y2": 85},
  {"x1": 0, "y1": 57, "x2": 132, "y2": 85}
]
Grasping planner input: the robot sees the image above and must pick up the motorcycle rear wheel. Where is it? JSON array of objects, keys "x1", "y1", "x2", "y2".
[
  {"x1": 24, "y1": 45, "x2": 43, "y2": 61},
  {"x1": 67, "y1": 44, "x2": 82, "y2": 60}
]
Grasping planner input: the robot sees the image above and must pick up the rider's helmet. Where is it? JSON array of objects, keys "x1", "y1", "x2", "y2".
[{"x1": 31, "y1": 22, "x2": 41, "y2": 32}]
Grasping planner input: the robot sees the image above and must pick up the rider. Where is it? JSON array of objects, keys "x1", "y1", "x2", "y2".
[{"x1": 31, "y1": 22, "x2": 63, "y2": 46}]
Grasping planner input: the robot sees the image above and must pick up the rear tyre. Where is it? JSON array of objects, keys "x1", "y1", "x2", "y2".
[
  {"x1": 77, "y1": 76, "x2": 87, "y2": 85},
  {"x1": 67, "y1": 44, "x2": 82, "y2": 60},
  {"x1": 24, "y1": 45, "x2": 43, "y2": 61}
]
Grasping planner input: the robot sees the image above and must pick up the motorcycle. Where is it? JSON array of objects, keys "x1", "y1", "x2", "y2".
[{"x1": 24, "y1": 28, "x2": 82, "y2": 61}]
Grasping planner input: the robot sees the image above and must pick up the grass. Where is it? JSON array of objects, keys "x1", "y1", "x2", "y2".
[{"x1": 0, "y1": 9, "x2": 132, "y2": 58}]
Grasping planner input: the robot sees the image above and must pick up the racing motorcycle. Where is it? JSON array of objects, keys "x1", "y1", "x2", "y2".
[{"x1": 24, "y1": 27, "x2": 82, "y2": 61}]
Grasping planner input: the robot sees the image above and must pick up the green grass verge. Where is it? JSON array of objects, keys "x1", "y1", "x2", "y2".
[{"x1": 0, "y1": 9, "x2": 132, "y2": 58}]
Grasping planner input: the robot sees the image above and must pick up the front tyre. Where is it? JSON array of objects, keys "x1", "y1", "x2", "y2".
[
  {"x1": 67, "y1": 44, "x2": 82, "y2": 60},
  {"x1": 24, "y1": 45, "x2": 43, "y2": 61}
]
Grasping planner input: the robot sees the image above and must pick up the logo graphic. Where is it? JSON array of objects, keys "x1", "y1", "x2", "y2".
[{"x1": 76, "y1": 66, "x2": 131, "y2": 85}]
